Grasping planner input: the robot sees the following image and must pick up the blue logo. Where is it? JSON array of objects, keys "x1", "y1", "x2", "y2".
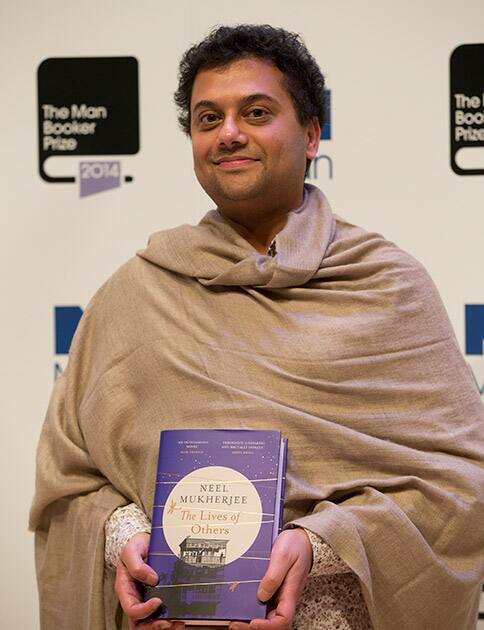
[
  {"x1": 55, "y1": 306, "x2": 83, "y2": 354},
  {"x1": 307, "y1": 89, "x2": 333, "y2": 180},
  {"x1": 54, "y1": 305, "x2": 83, "y2": 380},
  {"x1": 465, "y1": 304, "x2": 484, "y2": 355},
  {"x1": 320, "y1": 89, "x2": 331, "y2": 141}
]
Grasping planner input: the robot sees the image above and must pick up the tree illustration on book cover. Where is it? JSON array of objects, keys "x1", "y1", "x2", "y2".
[{"x1": 145, "y1": 430, "x2": 287, "y2": 623}]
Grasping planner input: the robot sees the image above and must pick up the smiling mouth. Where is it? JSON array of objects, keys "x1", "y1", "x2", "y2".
[{"x1": 214, "y1": 157, "x2": 258, "y2": 170}]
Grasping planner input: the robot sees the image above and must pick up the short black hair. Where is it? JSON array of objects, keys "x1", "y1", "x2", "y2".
[{"x1": 174, "y1": 24, "x2": 326, "y2": 137}]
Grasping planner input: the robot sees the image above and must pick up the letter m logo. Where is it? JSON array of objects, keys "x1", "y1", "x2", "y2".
[{"x1": 465, "y1": 304, "x2": 484, "y2": 355}]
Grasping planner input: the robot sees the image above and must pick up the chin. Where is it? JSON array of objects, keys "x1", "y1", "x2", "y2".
[{"x1": 213, "y1": 179, "x2": 267, "y2": 203}]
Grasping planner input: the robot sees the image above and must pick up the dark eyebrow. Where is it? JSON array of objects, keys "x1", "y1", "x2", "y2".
[
  {"x1": 239, "y1": 93, "x2": 279, "y2": 108},
  {"x1": 192, "y1": 93, "x2": 279, "y2": 114}
]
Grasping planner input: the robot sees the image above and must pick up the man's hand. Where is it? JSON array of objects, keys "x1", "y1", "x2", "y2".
[
  {"x1": 228, "y1": 528, "x2": 313, "y2": 630},
  {"x1": 115, "y1": 532, "x2": 185, "y2": 630}
]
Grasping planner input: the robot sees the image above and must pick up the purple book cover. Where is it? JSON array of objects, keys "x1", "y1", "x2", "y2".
[{"x1": 145, "y1": 429, "x2": 287, "y2": 623}]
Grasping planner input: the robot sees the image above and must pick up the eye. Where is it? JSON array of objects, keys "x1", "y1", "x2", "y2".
[
  {"x1": 199, "y1": 112, "x2": 220, "y2": 127},
  {"x1": 246, "y1": 108, "x2": 270, "y2": 119}
]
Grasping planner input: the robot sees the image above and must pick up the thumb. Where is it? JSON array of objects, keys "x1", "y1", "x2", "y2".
[
  {"x1": 121, "y1": 533, "x2": 159, "y2": 586},
  {"x1": 257, "y1": 544, "x2": 295, "y2": 602}
]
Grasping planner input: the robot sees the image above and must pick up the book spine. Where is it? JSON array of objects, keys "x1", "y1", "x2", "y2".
[
  {"x1": 272, "y1": 438, "x2": 288, "y2": 542},
  {"x1": 279, "y1": 439, "x2": 288, "y2": 533}
]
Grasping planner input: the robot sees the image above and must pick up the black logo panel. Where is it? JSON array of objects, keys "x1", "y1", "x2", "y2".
[
  {"x1": 450, "y1": 44, "x2": 484, "y2": 176},
  {"x1": 38, "y1": 57, "x2": 139, "y2": 182}
]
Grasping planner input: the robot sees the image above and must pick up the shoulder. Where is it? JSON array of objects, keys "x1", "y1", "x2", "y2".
[
  {"x1": 331, "y1": 214, "x2": 422, "y2": 271},
  {"x1": 84, "y1": 251, "x2": 182, "y2": 324},
  {"x1": 78, "y1": 256, "x2": 151, "y2": 331},
  {"x1": 65, "y1": 254, "x2": 180, "y2": 400},
  {"x1": 319, "y1": 214, "x2": 454, "y2": 345},
  {"x1": 326, "y1": 214, "x2": 436, "y2": 297}
]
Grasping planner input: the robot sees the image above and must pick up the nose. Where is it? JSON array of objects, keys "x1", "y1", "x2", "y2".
[{"x1": 217, "y1": 116, "x2": 247, "y2": 149}]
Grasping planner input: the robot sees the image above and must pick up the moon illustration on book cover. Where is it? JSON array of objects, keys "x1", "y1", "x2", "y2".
[{"x1": 164, "y1": 466, "x2": 263, "y2": 563}]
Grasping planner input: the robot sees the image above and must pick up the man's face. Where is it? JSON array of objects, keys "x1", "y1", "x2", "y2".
[{"x1": 190, "y1": 56, "x2": 320, "y2": 217}]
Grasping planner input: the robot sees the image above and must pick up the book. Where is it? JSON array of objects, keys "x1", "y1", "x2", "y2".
[{"x1": 144, "y1": 429, "x2": 288, "y2": 625}]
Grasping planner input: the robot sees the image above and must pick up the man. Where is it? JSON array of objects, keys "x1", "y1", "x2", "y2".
[{"x1": 30, "y1": 25, "x2": 484, "y2": 630}]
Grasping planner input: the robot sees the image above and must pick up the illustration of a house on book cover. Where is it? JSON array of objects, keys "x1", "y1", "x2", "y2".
[
  {"x1": 145, "y1": 429, "x2": 287, "y2": 622},
  {"x1": 168, "y1": 537, "x2": 227, "y2": 615}
]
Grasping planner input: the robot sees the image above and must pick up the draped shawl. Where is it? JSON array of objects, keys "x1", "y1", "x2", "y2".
[{"x1": 30, "y1": 184, "x2": 484, "y2": 629}]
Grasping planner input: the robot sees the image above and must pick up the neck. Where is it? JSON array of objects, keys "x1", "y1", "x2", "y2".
[
  {"x1": 222, "y1": 211, "x2": 287, "y2": 253},
  {"x1": 218, "y1": 188, "x2": 306, "y2": 254}
]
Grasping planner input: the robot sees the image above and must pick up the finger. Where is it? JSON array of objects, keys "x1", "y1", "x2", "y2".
[
  {"x1": 266, "y1": 597, "x2": 294, "y2": 628},
  {"x1": 116, "y1": 561, "x2": 162, "y2": 619},
  {"x1": 257, "y1": 544, "x2": 296, "y2": 603},
  {"x1": 122, "y1": 541, "x2": 159, "y2": 586},
  {"x1": 230, "y1": 612, "x2": 292, "y2": 629},
  {"x1": 229, "y1": 614, "x2": 289, "y2": 630},
  {"x1": 247, "y1": 613, "x2": 288, "y2": 630},
  {"x1": 259, "y1": 560, "x2": 307, "y2": 628},
  {"x1": 254, "y1": 561, "x2": 309, "y2": 628},
  {"x1": 123, "y1": 595, "x2": 162, "y2": 621},
  {"x1": 134, "y1": 620, "x2": 185, "y2": 629},
  {"x1": 133, "y1": 623, "x2": 170, "y2": 629}
]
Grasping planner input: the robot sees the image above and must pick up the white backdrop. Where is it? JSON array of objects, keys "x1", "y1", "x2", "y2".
[{"x1": 1, "y1": 1, "x2": 483, "y2": 627}]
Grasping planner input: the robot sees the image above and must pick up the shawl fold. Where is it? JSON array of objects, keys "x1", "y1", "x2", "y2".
[{"x1": 30, "y1": 185, "x2": 484, "y2": 629}]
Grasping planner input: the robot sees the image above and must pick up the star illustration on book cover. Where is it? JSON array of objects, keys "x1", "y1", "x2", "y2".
[{"x1": 167, "y1": 499, "x2": 178, "y2": 515}]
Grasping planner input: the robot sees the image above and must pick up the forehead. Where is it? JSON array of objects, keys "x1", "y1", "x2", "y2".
[{"x1": 190, "y1": 56, "x2": 291, "y2": 110}]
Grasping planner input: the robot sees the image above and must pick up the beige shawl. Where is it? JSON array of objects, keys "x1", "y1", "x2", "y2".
[{"x1": 30, "y1": 185, "x2": 484, "y2": 629}]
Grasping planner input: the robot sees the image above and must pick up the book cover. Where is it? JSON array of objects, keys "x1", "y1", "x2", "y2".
[{"x1": 145, "y1": 429, "x2": 287, "y2": 625}]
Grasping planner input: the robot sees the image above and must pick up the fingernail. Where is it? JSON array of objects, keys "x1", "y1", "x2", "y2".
[
  {"x1": 145, "y1": 576, "x2": 158, "y2": 587},
  {"x1": 257, "y1": 588, "x2": 270, "y2": 601}
]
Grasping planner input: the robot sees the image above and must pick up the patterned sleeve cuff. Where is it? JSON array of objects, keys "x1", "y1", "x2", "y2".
[
  {"x1": 303, "y1": 528, "x2": 354, "y2": 577},
  {"x1": 104, "y1": 503, "x2": 152, "y2": 570}
]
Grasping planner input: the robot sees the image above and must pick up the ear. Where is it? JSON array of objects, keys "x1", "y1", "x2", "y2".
[{"x1": 306, "y1": 117, "x2": 321, "y2": 160}]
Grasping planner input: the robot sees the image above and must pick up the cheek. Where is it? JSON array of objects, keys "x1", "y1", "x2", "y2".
[
  {"x1": 252, "y1": 131, "x2": 284, "y2": 162},
  {"x1": 192, "y1": 137, "x2": 210, "y2": 168},
  {"x1": 255, "y1": 124, "x2": 300, "y2": 161}
]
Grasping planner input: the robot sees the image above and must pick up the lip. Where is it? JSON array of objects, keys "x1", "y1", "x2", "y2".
[{"x1": 214, "y1": 157, "x2": 258, "y2": 170}]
